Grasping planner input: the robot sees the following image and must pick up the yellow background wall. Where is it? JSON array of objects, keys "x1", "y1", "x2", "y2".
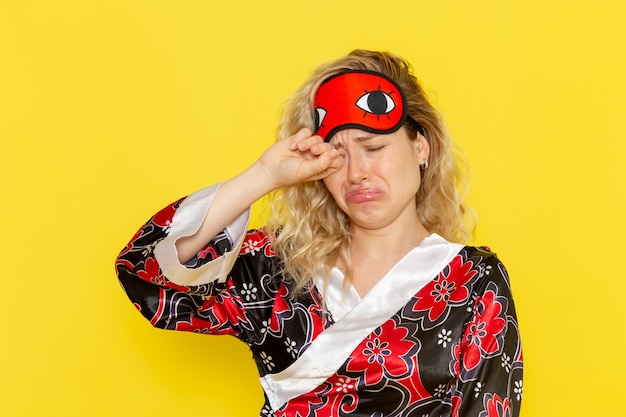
[{"x1": 1, "y1": 1, "x2": 624, "y2": 416}]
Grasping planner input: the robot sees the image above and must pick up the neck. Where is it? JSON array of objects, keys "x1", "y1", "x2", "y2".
[
  {"x1": 338, "y1": 215, "x2": 431, "y2": 298},
  {"x1": 349, "y1": 217, "x2": 430, "y2": 263}
]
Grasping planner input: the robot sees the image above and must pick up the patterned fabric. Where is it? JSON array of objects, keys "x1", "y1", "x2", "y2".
[{"x1": 116, "y1": 195, "x2": 523, "y2": 417}]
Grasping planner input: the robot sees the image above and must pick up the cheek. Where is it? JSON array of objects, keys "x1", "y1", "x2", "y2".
[{"x1": 323, "y1": 174, "x2": 343, "y2": 201}]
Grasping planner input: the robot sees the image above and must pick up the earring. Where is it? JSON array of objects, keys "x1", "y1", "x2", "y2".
[{"x1": 421, "y1": 159, "x2": 429, "y2": 169}]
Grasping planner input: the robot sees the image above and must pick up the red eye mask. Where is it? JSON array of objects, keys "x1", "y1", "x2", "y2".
[{"x1": 314, "y1": 70, "x2": 412, "y2": 142}]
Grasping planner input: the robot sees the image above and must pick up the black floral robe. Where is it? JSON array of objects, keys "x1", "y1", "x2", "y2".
[{"x1": 116, "y1": 184, "x2": 523, "y2": 416}]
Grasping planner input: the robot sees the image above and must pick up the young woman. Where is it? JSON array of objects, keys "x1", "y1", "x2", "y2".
[{"x1": 116, "y1": 49, "x2": 523, "y2": 416}]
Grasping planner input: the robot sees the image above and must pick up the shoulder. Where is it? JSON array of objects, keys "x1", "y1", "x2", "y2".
[
  {"x1": 461, "y1": 245, "x2": 505, "y2": 268},
  {"x1": 458, "y1": 245, "x2": 512, "y2": 292}
]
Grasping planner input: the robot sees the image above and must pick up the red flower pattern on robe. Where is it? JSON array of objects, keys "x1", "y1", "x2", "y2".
[
  {"x1": 278, "y1": 374, "x2": 359, "y2": 417},
  {"x1": 267, "y1": 283, "x2": 292, "y2": 333},
  {"x1": 479, "y1": 393, "x2": 512, "y2": 417},
  {"x1": 136, "y1": 256, "x2": 188, "y2": 292},
  {"x1": 463, "y1": 284, "x2": 507, "y2": 372},
  {"x1": 240, "y1": 229, "x2": 276, "y2": 257},
  {"x1": 346, "y1": 320, "x2": 417, "y2": 386},
  {"x1": 197, "y1": 244, "x2": 219, "y2": 260},
  {"x1": 276, "y1": 389, "x2": 327, "y2": 417},
  {"x1": 450, "y1": 341, "x2": 463, "y2": 377},
  {"x1": 117, "y1": 228, "x2": 143, "y2": 259},
  {"x1": 201, "y1": 281, "x2": 249, "y2": 335},
  {"x1": 410, "y1": 256, "x2": 477, "y2": 326},
  {"x1": 450, "y1": 392, "x2": 463, "y2": 417},
  {"x1": 173, "y1": 314, "x2": 212, "y2": 334},
  {"x1": 151, "y1": 201, "x2": 178, "y2": 228},
  {"x1": 136, "y1": 256, "x2": 163, "y2": 285}
]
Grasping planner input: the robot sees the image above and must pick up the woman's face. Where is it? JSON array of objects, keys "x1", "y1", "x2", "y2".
[{"x1": 323, "y1": 127, "x2": 430, "y2": 232}]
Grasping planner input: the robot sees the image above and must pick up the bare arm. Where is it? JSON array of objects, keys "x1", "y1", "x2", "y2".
[{"x1": 175, "y1": 128, "x2": 342, "y2": 263}]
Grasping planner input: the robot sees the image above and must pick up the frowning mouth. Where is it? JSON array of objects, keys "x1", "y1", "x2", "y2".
[{"x1": 345, "y1": 188, "x2": 384, "y2": 203}]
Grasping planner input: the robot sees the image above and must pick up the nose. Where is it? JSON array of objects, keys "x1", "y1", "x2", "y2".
[{"x1": 346, "y1": 151, "x2": 368, "y2": 184}]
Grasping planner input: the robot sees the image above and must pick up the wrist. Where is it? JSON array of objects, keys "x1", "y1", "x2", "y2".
[{"x1": 241, "y1": 160, "x2": 279, "y2": 197}]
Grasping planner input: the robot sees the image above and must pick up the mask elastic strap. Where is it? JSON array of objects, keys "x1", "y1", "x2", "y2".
[{"x1": 406, "y1": 115, "x2": 425, "y2": 137}]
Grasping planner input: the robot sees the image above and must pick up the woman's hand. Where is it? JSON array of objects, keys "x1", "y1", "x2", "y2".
[{"x1": 258, "y1": 128, "x2": 344, "y2": 189}]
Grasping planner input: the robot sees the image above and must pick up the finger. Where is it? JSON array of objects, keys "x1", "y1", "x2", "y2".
[
  {"x1": 319, "y1": 149, "x2": 345, "y2": 175},
  {"x1": 288, "y1": 128, "x2": 314, "y2": 150},
  {"x1": 308, "y1": 141, "x2": 335, "y2": 156},
  {"x1": 294, "y1": 135, "x2": 324, "y2": 153},
  {"x1": 299, "y1": 148, "x2": 343, "y2": 180}
]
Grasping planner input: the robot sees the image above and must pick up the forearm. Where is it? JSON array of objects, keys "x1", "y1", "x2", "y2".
[{"x1": 175, "y1": 160, "x2": 275, "y2": 264}]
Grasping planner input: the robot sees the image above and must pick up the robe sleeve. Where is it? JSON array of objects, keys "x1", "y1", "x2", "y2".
[
  {"x1": 451, "y1": 253, "x2": 523, "y2": 417},
  {"x1": 115, "y1": 183, "x2": 268, "y2": 338}
]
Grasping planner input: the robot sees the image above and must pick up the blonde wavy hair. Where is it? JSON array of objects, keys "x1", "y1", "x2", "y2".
[{"x1": 265, "y1": 49, "x2": 475, "y2": 294}]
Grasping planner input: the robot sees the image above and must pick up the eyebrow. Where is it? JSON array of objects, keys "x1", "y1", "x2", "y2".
[{"x1": 331, "y1": 134, "x2": 377, "y2": 148}]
